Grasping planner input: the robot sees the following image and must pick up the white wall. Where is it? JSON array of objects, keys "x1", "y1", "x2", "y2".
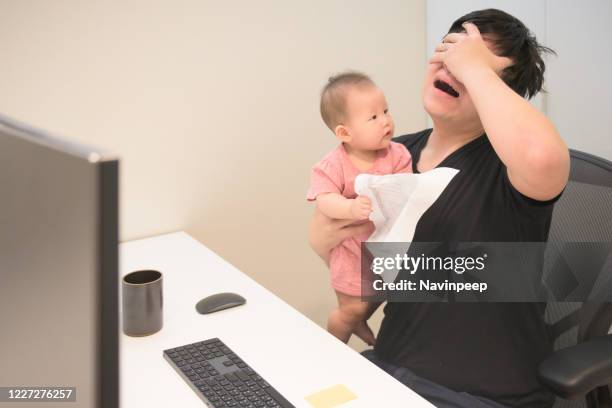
[
  {"x1": 0, "y1": 0, "x2": 427, "y2": 349},
  {"x1": 546, "y1": 0, "x2": 612, "y2": 161}
]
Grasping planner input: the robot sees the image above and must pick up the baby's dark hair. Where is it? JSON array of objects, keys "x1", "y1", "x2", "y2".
[
  {"x1": 448, "y1": 8, "x2": 555, "y2": 99},
  {"x1": 320, "y1": 71, "x2": 375, "y2": 131}
]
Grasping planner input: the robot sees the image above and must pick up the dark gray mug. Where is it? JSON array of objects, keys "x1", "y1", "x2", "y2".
[{"x1": 122, "y1": 270, "x2": 163, "y2": 336}]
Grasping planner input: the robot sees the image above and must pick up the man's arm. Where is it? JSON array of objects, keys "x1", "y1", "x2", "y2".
[
  {"x1": 308, "y1": 208, "x2": 374, "y2": 265},
  {"x1": 463, "y1": 66, "x2": 569, "y2": 201},
  {"x1": 434, "y1": 23, "x2": 570, "y2": 201}
]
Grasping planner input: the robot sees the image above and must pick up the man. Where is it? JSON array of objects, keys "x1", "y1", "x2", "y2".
[{"x1": 309, "y1": 9, "x2": 569, "y2": 408}]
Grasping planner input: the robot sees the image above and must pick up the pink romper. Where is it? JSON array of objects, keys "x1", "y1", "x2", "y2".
[{"x1": 307, "y1": 142, "x2": 412, "y2": 296}]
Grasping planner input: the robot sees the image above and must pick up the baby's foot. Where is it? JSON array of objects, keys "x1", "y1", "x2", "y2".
[{"x1": 353, "y1": 320, "x2": 376, "y2": 346}]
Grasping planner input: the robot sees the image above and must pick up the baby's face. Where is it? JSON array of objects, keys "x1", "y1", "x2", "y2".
[{"x1": 342, "y1": 85, "x2": 394, "y2": 151}]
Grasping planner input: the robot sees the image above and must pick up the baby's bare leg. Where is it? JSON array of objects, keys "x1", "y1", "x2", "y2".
[
  {"x1": 327, "y1": 308, "x2": 353, "y2": 343},
  {"x1": 327, "y1": 291, "x2": 375, "y2": 345}
]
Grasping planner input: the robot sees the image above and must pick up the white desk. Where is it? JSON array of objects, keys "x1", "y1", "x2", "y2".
[{"x1": 120, "y1": 232, "x2": 433, "y2": 408}]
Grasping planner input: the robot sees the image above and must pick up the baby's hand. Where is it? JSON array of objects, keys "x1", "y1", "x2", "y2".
[{"x1": 350, "y1": 196, "x2": 372, "y2": 220}]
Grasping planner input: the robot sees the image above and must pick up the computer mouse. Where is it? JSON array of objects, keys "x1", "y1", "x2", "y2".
[{"x1": 195, "y1": 292, "x2": 246, "y2": 314}]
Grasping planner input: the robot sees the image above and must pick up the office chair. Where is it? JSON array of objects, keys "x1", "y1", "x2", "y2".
[{"x1": 538, "y1": 150, "x2": 612, "y2": 408}]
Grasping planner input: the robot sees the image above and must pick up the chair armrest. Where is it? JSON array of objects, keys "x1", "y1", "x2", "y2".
[{"x1": 538, "y1": 334, "x2": 612, "y2": 399}]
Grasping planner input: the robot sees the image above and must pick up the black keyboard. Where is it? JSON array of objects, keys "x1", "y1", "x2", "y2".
[{"x1": 163, "y1": 338, "x2": 295, "y2": 408}]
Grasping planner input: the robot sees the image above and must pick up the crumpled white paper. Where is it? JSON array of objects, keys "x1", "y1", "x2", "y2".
[{"x1": 354, "y1": 168, "x2": 460, "y2": 242}]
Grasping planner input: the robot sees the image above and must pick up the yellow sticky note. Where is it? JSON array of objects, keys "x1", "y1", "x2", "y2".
[{"x1": 305, "y1": 384, "x2": 357, "y2": 408}]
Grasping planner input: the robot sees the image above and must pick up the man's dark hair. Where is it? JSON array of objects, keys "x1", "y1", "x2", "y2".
[
  {"x1": 320, "y1": 71, "x2": 375, "y2": 131},
  {"x1": 448, "y1": 8, "x2": 555, "y2": 99}
]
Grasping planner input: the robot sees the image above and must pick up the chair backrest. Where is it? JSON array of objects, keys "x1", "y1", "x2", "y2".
[{"x1": 545, "y1": 150, "x2": 612, "y2": 408}]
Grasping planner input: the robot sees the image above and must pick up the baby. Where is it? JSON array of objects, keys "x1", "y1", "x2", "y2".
[{"x1": 307, "y1": 72, "x2": 412, "y2": 344}]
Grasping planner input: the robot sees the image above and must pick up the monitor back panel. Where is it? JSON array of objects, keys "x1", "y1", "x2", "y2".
[{"x1": 0, "y1": 122, "x2": 118, "y2": 408}]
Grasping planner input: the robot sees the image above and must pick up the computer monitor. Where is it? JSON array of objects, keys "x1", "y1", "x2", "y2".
[{"x1": 0, "y1": 113, "x2": 119, "y2": 408}]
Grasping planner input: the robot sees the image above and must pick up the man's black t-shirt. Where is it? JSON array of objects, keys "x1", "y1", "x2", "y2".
[{"x1": 374, "y1": 129, "x2": 558, "y2": 408}]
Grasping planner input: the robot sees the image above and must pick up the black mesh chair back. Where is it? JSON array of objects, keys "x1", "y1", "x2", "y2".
[{"x1": 545, "y1": 150, "x2": 612, "y2": 408}]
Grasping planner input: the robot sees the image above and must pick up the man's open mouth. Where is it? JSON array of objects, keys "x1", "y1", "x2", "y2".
[{"x1": 434, "y1": 80, "x2": 460, "y2": 98}]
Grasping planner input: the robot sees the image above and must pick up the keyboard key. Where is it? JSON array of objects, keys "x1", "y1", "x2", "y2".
[
  {"x1": 225, "y1": 372, "x2": 239, "y2": 382},
  {"x1": 235, "y1": 370, "x2": 250, "y2": 382}
]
